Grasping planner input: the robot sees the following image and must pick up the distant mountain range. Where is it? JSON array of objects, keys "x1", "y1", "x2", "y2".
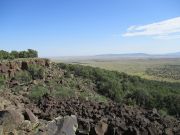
[
  {"x1": 95, "y1": 52, "x2": 180, "y2": 59},
  {"x1": 51, "y1": 52, "x2": 180, "y2": 61}
]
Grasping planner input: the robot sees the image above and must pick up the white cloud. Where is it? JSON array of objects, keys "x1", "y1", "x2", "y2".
[{"x1": 122, "y1": 17, "x2": 180, "y2": 39}]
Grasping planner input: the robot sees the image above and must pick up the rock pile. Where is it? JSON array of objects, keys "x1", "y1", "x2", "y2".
[
  {"x1": 33, "y1": 95, "x2": 180, "y2": 135},
  {"x1": 1, "y1": 91, "x2": 179, "y2": 135}
]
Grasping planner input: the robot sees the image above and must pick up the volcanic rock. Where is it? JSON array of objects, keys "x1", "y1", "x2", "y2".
[{"x1": 43, "y1": 115, "x2": 78, "y2": 135}]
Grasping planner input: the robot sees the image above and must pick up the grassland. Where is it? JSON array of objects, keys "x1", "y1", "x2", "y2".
[{"x1": 52, "y1": 58, "x2": 180, "y2": 82}]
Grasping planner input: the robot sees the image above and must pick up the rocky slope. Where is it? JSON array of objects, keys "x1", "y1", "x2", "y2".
[{"x1": 0, "y1": 59, "x2": 179, "y2": 135}]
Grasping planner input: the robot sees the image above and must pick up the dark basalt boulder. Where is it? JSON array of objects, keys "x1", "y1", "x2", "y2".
[{"x1": 36, "y1": 96, "x2": 180, "y2": 135}]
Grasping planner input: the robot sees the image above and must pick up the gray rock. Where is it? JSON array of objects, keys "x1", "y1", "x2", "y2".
[
  {"x1": 45, "y1": 115, "x2": 78, "y2": 135},
  {"x1": 25, "y1": 108, "x2": 39, "y2": 124},
  {"x1": 0, "y1": 110, "x2": 24, "y2": 134}
]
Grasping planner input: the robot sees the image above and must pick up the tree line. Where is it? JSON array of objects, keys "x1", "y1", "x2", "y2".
[{"x1": 0, "y1": 49, "x2": 38, "y2": 59}]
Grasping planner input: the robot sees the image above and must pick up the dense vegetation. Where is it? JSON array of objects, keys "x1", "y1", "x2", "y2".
[
  {"x1": 146, "y1": 65, "x2": 180, "y2": 80},
  {"x1": 0, "y1": 49, "x2": 38, "y2": 59},
  {"x1": 58, "y1": 63, "x2": 180, "y2": 117}
]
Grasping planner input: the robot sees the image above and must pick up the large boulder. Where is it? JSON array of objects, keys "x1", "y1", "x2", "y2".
[
  {"x1": 0, "y1": 97, "x2": 12, "y2": 110},
  {"x1": 0, "y1": 64, "x2": 9, "y2": 73},
  {"x1": 24, "y1": 108, "x2": 39, "y2": 124},
  {"x1": 0, "y1": 110, "x2": 24, "y2": 134},
  {"x1": 95, "y1": 119, "x2": 108, "y2": 135},
  {"x1": 43, "y1": 115, "x2": 78, "y2": 135}
]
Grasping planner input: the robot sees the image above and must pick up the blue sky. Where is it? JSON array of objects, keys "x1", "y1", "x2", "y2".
[{"x1": 0, "y1": 0, "x2": 180, "y2": 57}]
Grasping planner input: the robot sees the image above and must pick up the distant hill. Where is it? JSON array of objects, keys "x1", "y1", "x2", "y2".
[
  {"x1": 165, "y1": 52, "x2": 180, "y2": 57},
  {"x1": 95, "y1": 53, "x2": 151, "y2": 59},
  {"x1": 51, "y1": 52, "x2": 180, "y2": 61},
  {"x1": 95, "y1": 52, "x2": 180, "y2": 59}
]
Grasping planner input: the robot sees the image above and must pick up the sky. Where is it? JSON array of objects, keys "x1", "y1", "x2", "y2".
[{"x1": 0, "y1": 0, "x2": 180, "y2": 57}]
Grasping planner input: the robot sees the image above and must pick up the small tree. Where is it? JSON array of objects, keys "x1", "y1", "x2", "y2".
[
  {"x1": 27, "y1": 49, "x2": 38, "y2": 58},
  {"x1": 0, "y1": 50, "x2": 10, "y2": 59},
  {"x1": 164, "y1": 95, "x2": 180, "y2": 116},
  {"x1": 19, "y1": 51, "x2": 29, "y2": 58},
  {"x1": 128, "y1": 89, "x2": 152, "y2": 107},
  {"x1": 10, "y1": 51, "x2": 19, "y2": 58},
  {"x1": 0, "y1": 49, "x2": 38, "y2": 59}
]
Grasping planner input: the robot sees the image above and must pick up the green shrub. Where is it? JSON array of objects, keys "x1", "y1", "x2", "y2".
[
  {"x1": 159, "y1": 109, "x2": 168, "y2": 117},
  {"x1": 12, "y1": 85, "x2": 24, "y2": 93},
  {"x1": 14, "y1": 71, "x2": 32, "y2": 83},
  {"x1": 0, "y1": 75, "x2": 5, "y2": 88},
  {"x1": 64, "y1": 71, "x2": 71, "y2": 78},
  {"x1": 52, "y1": 86, "x2": 75, "y2": 98},
  {"x1": 163, "y1": 94, "x2": 180, "y2": 116},
  {"x1": 29, "y1": 85, "x2": 48, "y2": 101},
  {"x1": 79, "y1": 91, "x2": 108, "y2": 103},
  {"x1": 28, "y1": 65, "x2": 44, "y2": 80},
  {"x1": 126, "y1": 89, "x2": 152, "y2": 107}
]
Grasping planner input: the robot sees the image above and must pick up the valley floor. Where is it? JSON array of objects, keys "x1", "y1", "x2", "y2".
[{"x1": 52, "y1": 58, "x2": 180, "y2": 82}]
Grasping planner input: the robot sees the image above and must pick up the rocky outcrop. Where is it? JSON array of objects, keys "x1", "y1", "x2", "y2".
[{"x1": 0, "y1": 58, "x2": 50, "y2": 78}]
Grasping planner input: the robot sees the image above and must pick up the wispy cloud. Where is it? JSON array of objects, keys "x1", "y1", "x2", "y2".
[{"x1": 122, "y1": 17, "x2": 180, "y2": 39}]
